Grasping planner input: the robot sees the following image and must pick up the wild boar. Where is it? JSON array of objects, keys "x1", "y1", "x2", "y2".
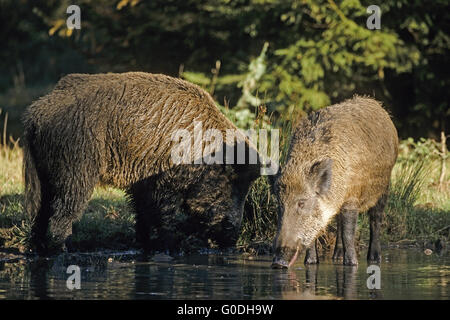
[
  {"x1": 271, "y1": 96, "x2": 398, "y2": 267},
  {"x1": 23, "y1": 72, "x2": 261, "y2": 255}
]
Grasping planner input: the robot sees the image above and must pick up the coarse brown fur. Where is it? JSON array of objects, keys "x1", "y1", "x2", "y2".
[
  {"x1": 22, "y1": 72, "x2": 260, "y2": 255},
  {"x1": 272, "y1": 96, "x2": 398, "y2": 267}
]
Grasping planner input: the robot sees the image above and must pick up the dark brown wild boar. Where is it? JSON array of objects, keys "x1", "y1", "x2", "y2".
[
  {"x1": 22, "y1": 72, "x2": 261, "y2": 255},
  {"x1": 271, "y1": 96, "x2": 398, "y2": 267}
]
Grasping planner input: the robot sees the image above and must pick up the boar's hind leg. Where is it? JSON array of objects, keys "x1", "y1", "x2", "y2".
[
  {"x1": 34, "y1": 166, "x2": 98, "y2": 255},
  {"x1": 50, "y1": 182, "x2": 96, "y2": 252},
  {"x1": 367, "y1": 193, "x2": 387, "y2": 264},
  {"x1": 304, "y1": 239, "x2": 319, "y2": 264},
  {"x1": 341, "y1": 207, "x2": 359, "y2": 266},
  {"x1": 332, "y1": 214, "x2": 344, "y2": 262}
]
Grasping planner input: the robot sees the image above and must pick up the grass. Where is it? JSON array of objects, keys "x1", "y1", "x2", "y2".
[{"x1": 237, "y1": 176, "x2": 278, "y2": 252}]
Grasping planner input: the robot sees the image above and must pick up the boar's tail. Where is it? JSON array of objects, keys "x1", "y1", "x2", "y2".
[{"x1": 23, "y1": 128, "x2": 41, "y2": 223}]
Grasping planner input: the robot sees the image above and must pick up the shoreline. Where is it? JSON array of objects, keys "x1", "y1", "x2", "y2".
[{"x1": 1, "y1": 241, "x2": 448, "y2": 264}]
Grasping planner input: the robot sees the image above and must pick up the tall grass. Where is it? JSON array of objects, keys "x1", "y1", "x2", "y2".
[
  {"x1": 237, "y1": 177, "x2": 277, "y2": 251},
  {"x1": 383, "y1": 159, "x2": 427, "y2": 240},
  {"x1": 0, "y1": 109, "x2": 28, "y2": 251},
  {"x1": 237, "y1": 109, "x2": 301, "y2": 252}
]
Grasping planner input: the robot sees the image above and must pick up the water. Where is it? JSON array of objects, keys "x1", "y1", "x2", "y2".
[{"x1": 0, "y1": 249, "x2": 448, "y2": 300}]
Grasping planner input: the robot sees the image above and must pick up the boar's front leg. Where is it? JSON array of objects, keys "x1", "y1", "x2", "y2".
[
  {"x1": 129, "y1": 180, "x2": 162, "y2": 253},
  {"x1": 367, "y1": 193, "x2": 387, "y2": 264},
  {"x1": 341, "y1": 206, "x2": 359, "y2": 266},
  {"x1": 304, "y1": 239, "x2": 319, "y2": 264}
]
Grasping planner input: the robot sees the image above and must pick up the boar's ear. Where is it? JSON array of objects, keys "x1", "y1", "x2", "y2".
[{"x1": 309, "y1": 158, "x2": 333, "y2": 195}]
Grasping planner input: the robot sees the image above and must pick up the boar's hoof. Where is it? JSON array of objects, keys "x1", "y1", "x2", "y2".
[
  {"x1": 343, "y1": 257, "x2": 358, "y2": 266},
  {"x1": 332, "y1": 248, "x2": 344, "y2": 262},
  {"x1": 367, "y1": 252, "x2": 381, "y2": 264},
  {"x1": 304, "y1": 256, "x2": 319, "y2": 265}
]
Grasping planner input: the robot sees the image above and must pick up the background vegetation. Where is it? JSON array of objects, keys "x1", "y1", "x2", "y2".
[{"x1": 0, "y1": 0, "x2": 448, "y2": 255}]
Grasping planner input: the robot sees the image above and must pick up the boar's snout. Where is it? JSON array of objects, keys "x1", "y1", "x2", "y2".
[
  {"x1": 271, "y1": 256, "x2": 289, "y2": 269},
  {"x1": 271, "y1": 245, "x2": 302, "y2": 269}
]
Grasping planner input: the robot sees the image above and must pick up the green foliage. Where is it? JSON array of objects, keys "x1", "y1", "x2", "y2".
[
  {"x1": 181, "y1": 72, "x2": 213, "y2": 87},
  {"x1": 1, "y1": 0, "x2": 448, "y2": 138},
  {"x1": 235, "y1": 42, "x2": 269, "y2": 109},
  {"x1": 257, "y1": 0, "x2": 423, "y2": 116},
  {"x1": 183, "y1": 42, "x2": 271, "y2": 129},
  {"x1": 220, "y1": 107, "x2": 257, "y2": 130}
]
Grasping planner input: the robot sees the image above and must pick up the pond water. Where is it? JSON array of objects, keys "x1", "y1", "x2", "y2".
[{"x1": 0, "y1": 249, "x2": 448, "y2": 300}]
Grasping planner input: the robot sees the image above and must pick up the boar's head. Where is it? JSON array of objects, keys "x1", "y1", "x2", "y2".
[
  {"x1": 183, "y1": 161, "x2": 261, "y2": 248},
  {"x1": 270, "y1": 158, "x2": 334, "y2": 268},
  {"x1": 156, "y1": 140, "x2": 263, "y2": 251}
]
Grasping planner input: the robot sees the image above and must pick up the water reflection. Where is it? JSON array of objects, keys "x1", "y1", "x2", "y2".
[
  {"x1": 0, "y1": 249, "x2": 448, "y2": 299},
  {"x1": 334, "y1": 265, "x2": 357, "y2": 299},
  {"x1": 29, "y1": 260, "x2": 51, "y2": 299}
]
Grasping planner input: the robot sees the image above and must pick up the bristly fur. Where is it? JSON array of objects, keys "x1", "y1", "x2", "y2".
[
  {"x1": 273, "y1": 96, "x2": 398, "y2": 266},
  {"x1": 22, "y1": 72, "x2": 260, "y2": 255}
]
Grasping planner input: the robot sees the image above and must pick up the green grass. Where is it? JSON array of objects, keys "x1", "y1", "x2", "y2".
[
  {"x1": 70, "y1": 188, "x2": 135, "y2": 251},
  {"x1": 237, "y1": 176, "x2": 278, "y2": 252}
]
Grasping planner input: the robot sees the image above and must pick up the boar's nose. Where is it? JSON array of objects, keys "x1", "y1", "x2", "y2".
[
  {"x1": 271, "y1": 245, "x2": 301, "y2": 269},
  {"x1": 271, "y1": 257, "x2": 289, "y2": 269}
]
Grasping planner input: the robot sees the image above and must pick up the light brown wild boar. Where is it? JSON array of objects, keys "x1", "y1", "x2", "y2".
[{"x1": 271, "y1": 96, "x2": 398, "y2": 267}]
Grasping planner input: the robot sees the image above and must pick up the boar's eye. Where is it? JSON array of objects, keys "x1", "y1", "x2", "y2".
[{"x1": 297, "y1": 200, "x2": 306, "y2": 209}]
